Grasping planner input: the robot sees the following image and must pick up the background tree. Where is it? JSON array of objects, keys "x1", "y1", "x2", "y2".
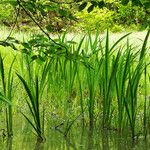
[{"x1": 0, "y1": 0, "x2": 149, "y2": 32}]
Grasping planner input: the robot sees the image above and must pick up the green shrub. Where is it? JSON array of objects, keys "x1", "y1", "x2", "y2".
[
  {"x1": 73, "y1": 1, "x2": 148, "y2": 32},
  {"x1": 0, "y1": 3, "x2": 14, "y2": 23},
  {"x1": 74, "y1": 7, "x2": 114, "y2": 32},
  {"x1": 111, "y1": 24, "x2": 124, "y2": 32},
  {"x1": 113, "y1": 2, "x2": 146, "y2": 26}
]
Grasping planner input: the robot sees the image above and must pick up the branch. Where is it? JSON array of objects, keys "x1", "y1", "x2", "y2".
[
  {"x1": 5, "y1": 6, "x2": 20, "y2": 41},
  {"x1": 16, "y1": 0, "x2": 68, "y2": 50}
]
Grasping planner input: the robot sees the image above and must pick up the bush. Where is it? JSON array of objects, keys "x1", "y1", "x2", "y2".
[
  {"x1": 73, "y1": 1, "x2": 148, "y2": 32},
  {"x1": 74, "y1": 7, "x2": 114, "y2": 32},
  {"x1": 0, "y1": 3, "x2": 14, "y2": 24},
  {"x1": 113, "y1": 2, "x2": 146, "y2": 26},
  {"x1": 111, "y1": 24, "x2": 124, "y2": 32}
]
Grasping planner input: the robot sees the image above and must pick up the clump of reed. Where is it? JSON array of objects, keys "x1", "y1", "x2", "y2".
[{"x1": 0, "y1": 30, "x2": 149, "y2": 142}]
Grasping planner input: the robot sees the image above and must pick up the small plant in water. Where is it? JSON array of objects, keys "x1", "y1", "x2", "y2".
[
  {"x1": 0, "y1": 54, "x2": 15, "y2": 137},
  {"x1": 17, "y1": 55, "x2": 49, "y2": 141}
]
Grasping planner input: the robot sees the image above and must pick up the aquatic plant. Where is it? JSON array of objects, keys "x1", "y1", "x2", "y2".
[
  {"x1": 0, "y1": 54, "x2": 15, "y2": 137},
  {"x1": 0, "y1": 30, "x2": 149, "y2": 143},
  {"x1": 16, "y1": 55, "x2": 51, "y2": 141}
]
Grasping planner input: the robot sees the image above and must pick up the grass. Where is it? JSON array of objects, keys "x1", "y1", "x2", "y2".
[
  {"x1": 0, "y1": 28, "x2": 150, "y2": 143},
  {"x1": 0, "y1": 54, "x2": 16, "y2": 137}
]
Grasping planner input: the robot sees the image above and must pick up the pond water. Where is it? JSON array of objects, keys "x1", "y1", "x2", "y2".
[{"x1": 0, "y1": 125, "x2": 150, "y2": 150}]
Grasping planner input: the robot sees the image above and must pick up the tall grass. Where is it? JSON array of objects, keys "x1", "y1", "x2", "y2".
[
  {"x1": 16, "y1": 54, "x2": 50, "y2": 141},
  {"x1": 124, "y1": 30, "x2": 149, "y2": 140},
  {"x1": 0, "y1": 54, "x2": 15, "y2": 137},
  {"x1": 0, "y1": 29, "x2": 150, "y2": 142}
]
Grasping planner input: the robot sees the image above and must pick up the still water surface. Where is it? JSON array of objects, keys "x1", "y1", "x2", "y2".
[{"x1": 0, "y1": 126, "x2": 150, "y2": 150}]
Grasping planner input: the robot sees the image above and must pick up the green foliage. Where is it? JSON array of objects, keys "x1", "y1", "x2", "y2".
[
  {"x1": 1, "y1": 0, "x2": 150, "y2": 143},
  {"x1": 0, "y1": 54, "x2": 15, "y2": 137},
  {"x1": 114, "y1": 2, "x2": 146, "y2": 26},
  {"x1": 111, "y1": 24, "x2": 124, "y2": 32},
  {"x1": 74, "y1": 1, "x2": 149, "y2": 32},
  {"x1": 0, "y1": 2, "x2": 14, "y2": 23},
  {"x1": 75, "y1": 7, "x2": 114, "y2": 32},
  {"x1": 17, "y1": 72, "x2": 45, "y2": 140},
  {"x1": 76, "y1": 0, "x2": 150, "y2": 31},
  {"x1": 0, "y1": 29, "x2": 150, "y2": 141},
  {"x1": 0, "y1": 0, "x2": 149, "y2": 32}
]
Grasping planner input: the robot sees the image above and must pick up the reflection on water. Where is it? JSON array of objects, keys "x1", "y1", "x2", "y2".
[
  {"x1": 7, "y1": 137, "x2": 12, "y2": 150},
  {"x1": 34, "y1": 139, "x2": 44, "y2": 150},
  {"x1": 0, "y1": 126, "x2": 150, "y2": 150}
]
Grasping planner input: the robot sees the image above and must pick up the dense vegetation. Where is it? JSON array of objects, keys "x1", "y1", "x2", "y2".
[
  {"x1": 0, "y1": 29, "x2": 150, "y2": 144},
  {"x1": 0, "y1": 0, "x2": 150, "y2": 148},
  {"x1": 0, "y1": 0, "x2": 150, "y2": 32}
]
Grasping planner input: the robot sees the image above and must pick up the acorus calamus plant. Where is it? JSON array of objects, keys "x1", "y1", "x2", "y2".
[
  {"x1": 0, "y1": 54, "x2": 15, "y2": 137},
  {"x1": 17, "y1": 55, "x2": 50, "y2": 141}
]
